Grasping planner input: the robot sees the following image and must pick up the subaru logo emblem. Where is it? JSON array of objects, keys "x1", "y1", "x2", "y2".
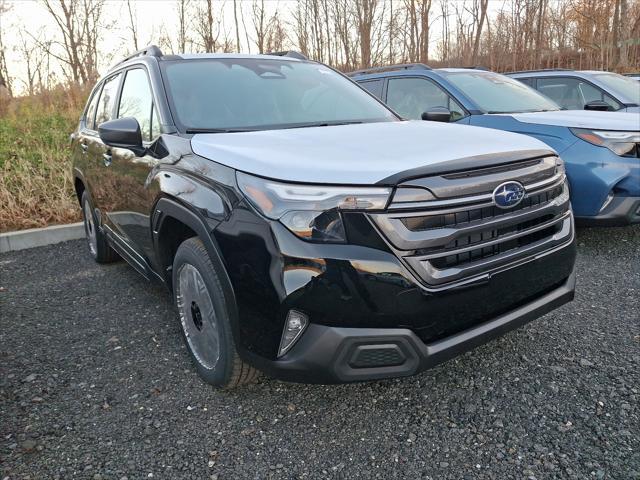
[{"x1": 492, "y1": 181, "x2": 526, "y2": 209}]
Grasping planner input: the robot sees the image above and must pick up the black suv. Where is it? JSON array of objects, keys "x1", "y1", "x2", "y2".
[{"x1": 72, "y1": 46, "x2": 577, "y2": 388}]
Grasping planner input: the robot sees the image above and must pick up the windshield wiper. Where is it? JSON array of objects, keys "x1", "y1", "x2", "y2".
[
  {"x1": 487, "y1": 109, "x2": 558, "y2": 114},
  {"x1": 185, "y1": 128, "x2": 256, "y2": 134},
  {"x1": 286, "y1": 120, "x2": 364, "y2": 129},
  {"x1": 186, "y1": 121, "x2": 365, "y2": 134}
]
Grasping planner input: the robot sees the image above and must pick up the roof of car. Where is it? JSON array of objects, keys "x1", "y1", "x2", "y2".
[
  {"x1": 107, "y1": 46, "x2": 308, "y2": 74},
  {"x1": 435, "y1": 68, "x2": 492, "y2": 74},
  {"x1": 509, "y1": 69, "x2": 607, "y2": 77},
  {"x1": 174, "y1": 53, "x2": 305, "y2": 62}
]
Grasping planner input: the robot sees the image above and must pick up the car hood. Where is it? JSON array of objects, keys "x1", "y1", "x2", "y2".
[
  {"x1": 508, "y1": 110, "x2": 640, "y2": 130},
  {"x1": 190, "y1": 121, "x2": 552, "y2": 185}
]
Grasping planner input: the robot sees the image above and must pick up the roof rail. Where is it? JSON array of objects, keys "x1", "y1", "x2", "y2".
[
  {"x1": 347, "y1": 63, "x2": 432, "y2": 77},
  {"x1": 454, "y1": 65, "x2": 490, "y2": 71},
  {"x1": 265, "y1": 51, "x2": 308, "y2": 60},
  {"x1": 506, "y1": 68, "x2": 571, "y2": 75},
  {"x1": 114, "y1": 45, "x2": 163, "y2": 68}
]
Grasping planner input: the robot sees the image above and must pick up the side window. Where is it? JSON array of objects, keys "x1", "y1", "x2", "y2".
[
  {"x1": 386, "y1": 77, "x2": 466, "y2": 121},
  {"x1": 537, "y1": 77, "x2": 620, "y2": 110},
  {"x1": 359, "y1": 79, "x2": 384, "y2": 99},
  {"x1": 95, "y1": 73, "x2": 122, "y2": 127},
  {"x1": 84, "y1": 87, "x2": 101, "y2": 130},
  {"x1": 577, "y1": 82, "x2": 621, "y2": 110},
  {"x1": 118, "y1": 68, "x2": 155, "y2": 141},
  {"x1": 517, "y1": 77, "x2": 535, "y2": 88}
]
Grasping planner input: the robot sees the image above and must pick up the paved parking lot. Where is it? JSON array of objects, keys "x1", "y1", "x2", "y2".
[{"x1": 1, "y1": 226, "x2": 638, "y2": 480}]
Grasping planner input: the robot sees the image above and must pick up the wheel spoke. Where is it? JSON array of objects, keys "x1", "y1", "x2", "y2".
[{"x1": 177, "y1": 263, "x2": 221, "y2": 370}]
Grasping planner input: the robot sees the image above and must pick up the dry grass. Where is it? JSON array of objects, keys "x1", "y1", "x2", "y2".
[{"x1": 0, "y1": 86, "x2": 88, "y2": 232}]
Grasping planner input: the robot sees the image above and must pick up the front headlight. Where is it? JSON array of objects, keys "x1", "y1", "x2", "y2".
[
  {"x1": 570, "y1": 128, "x2": 640, "y2": 156},
  {"x1": 236, "y1": 172, "x2": 391, "y2": 243}
]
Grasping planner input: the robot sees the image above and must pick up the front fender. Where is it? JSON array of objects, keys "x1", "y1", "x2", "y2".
[{"x1": 152, "y1": 197, "x2": 242, "y2": 351}]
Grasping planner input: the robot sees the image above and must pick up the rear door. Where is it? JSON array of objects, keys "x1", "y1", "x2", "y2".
[
  {"x1": 89, "y1": 72, "x2": 123, "y2": 213},
  {"x1": 73, "y1": 83, "x2": 102, "y2": 198}
]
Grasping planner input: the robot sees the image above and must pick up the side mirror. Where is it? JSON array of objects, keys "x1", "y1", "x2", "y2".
[
  {"x1": 421, "y1": 107, "x2": 452, "y2": 123},
  {"x1": 584, "y1": 100, "x2": 611, "y2": 112},
  {"x1": 98, "y1": 117, "x2": 144, "y2": 154}
]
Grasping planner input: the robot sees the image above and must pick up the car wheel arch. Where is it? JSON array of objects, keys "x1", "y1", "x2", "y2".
[{"x1": 152, "y1": 196, "x2": 241, "y2": 341}]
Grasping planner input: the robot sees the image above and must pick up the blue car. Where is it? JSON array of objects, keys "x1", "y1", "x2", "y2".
[
  {"x1": 350, "y1": 65, "x2": 640, "y2": 225},
  {"x1": 506, "y1": 69, "x2": 640, "y2": 113}
]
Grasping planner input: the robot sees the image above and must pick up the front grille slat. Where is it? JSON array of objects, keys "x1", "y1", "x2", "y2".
[
  {"x1": 369, "y1": 157, "x2": 573, "y2": 289},
  {"x1": 420, "y1": 212, "x2": 564, "y2": 261}
]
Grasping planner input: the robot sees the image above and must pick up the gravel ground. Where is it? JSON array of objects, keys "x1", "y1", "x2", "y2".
[{"x1": 1, "y1": 226, "x2": 638, "y2": 480}]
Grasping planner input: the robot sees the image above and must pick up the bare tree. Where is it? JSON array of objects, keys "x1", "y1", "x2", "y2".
[
  {"x1": 252, "y1": 0, "x2": 268, "y2": 53},
  {"x1": 194, "y1": 0, "x2": 221, "y2": 52},
  {"x1": 471, "y1": 0, "x2": 489, "y2": 64},
  {"x1": 330, "y1": 0, "x2": 354, "y2": 68},
  {"x1": 18, "y1": 31, "x2": 44, "y2": 95},
  {"x1": 41, "y1": 0, "x2": 105, "y2": 84},
  {"x1": 354, "y1": 0, "x2": 378, "y2": 67},
  {"x1": 265, "y1": 11, "x2": 287, "y2": 53},
  {"x1": 0, "y1": 0, "x2": 12, "y2": 96},
  {"x1": 438, "y1": 0, "x2": 451, "y2": 63},
  {"x1": 176, "y1": 0, "x2": 190, "y2": 53},
  {"x1": 291, "y1": 1, "x2": 310, "y2": 58},
  {"x1": 233, "y1": 0, "x2": 241, "y2": 51},
  {"x1": 126, "y1": 0, "x2": 139, "y2": 51},
  {"x1": 401, "y1": 0, "x2": 432, "y2": 63},
  {"x1": 618, "y1": 0, "x2": 630, "y2": 66}
]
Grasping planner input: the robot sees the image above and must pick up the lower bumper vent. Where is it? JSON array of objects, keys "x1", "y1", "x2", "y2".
[{"x1": 348, "y1": 344, "x2": 406, "y2": 368}]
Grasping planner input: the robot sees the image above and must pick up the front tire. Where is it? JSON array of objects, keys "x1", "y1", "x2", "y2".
[
  {"x1": 81, "y1": 191, "x2": 118, "y2": 263},
  {"x1": 173, "y1": 237, "x2": 258, "y2": 388}
]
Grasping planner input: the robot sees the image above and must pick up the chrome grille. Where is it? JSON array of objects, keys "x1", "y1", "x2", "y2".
[{"x1": 369, "y1": 156, "x2": 574, "y2": 289}]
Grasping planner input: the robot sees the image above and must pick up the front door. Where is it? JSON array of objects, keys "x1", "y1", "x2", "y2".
[{"x1": 101, "y1": 67, "x2": 164, "y2": 269}]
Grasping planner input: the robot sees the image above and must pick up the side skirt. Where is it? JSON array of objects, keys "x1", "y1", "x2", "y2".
[{"x1": 103, "y1": 225, "x2": 164, "y2": 283}]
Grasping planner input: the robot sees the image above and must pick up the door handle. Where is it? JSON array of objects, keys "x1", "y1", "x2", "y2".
[
  {"x1": 102, "y1": 152, "x2": 112, "y2": 166},
  {"x1": 80, "y1": 143, "x2": 88, "y2": 153}
]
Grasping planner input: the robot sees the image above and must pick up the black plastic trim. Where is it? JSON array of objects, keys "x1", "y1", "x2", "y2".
[
  {"x1": 376, "y1": 149, "x2": 556, "y2": 185},
  {"x1": 575, "y1": 196, "x2": 640, "y2": 226},
  {"x1": 246, "y1": 271, "x2": 576, "y2": 384}
]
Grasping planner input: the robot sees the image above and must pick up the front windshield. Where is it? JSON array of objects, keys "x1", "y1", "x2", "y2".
[
  {"x1": 593, "y1": 73, "x2": 640, "y2": 103},
  {"x1": 441, "y1": 70, "x2": 560, "y2": 113},
  {"x1": 161, "y1": 58, "x2": 396, "y2": 131}
]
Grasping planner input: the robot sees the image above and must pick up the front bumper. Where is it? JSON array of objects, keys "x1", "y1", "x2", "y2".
[
  {"x1": 562, "y1": 139, "x2": 639, "y2": 221},
  {"x1": 250, "y1": 271, "x2": 576, "y2": 384},
  {"x1": 575, "y1": 195, "x2": 640, "y2": 226}
]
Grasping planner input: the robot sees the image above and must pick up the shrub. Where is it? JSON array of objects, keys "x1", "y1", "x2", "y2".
[{"x1": 0, "y1": 85, "x2": 88, "y2": 232}]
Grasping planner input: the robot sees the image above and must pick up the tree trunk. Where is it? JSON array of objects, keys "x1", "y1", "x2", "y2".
[
  {"x1": 233, "y1": 0, "x2": 241, "y2": 52},
  {"x1": 471, "y1": 0, "x2": 489, "y2": 65},
  {"x1": 618, "y1": 0, "x2": 629, "y2": 67}
]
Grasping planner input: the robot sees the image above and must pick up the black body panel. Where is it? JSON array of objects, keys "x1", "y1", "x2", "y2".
[{"x1": 213, "y1": 202, "x2": 576, "y2": 362}]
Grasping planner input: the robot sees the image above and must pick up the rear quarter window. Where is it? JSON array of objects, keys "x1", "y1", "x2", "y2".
[
  {"x1": 84, "y1": 87, "x2": 101, "y2": 130},
  {"x1": 94, "y1": 73, "x2": 122, "y2": 127},
  {"x1": 359, "y1": 79, "x2": 384, "y2": 99}
]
